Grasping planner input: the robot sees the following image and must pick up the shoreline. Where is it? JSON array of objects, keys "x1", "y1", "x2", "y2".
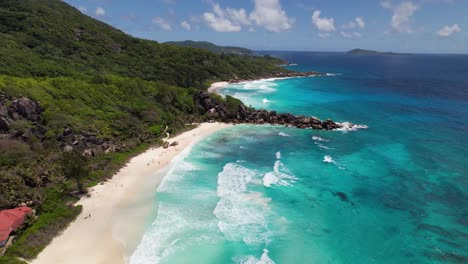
[
  {"x1": 207, "y1": 81, "x2": 229, "y2": 94},
  {"x1": 207, "y1": 74, "x2": 324, "y2": 95},
  {"x1": 31, "y1": 122, "x2": 232, "y2": 264}
]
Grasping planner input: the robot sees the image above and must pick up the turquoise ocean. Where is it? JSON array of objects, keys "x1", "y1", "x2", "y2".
[{"x1": 130, "y1": 52, "x2": 468, "y2": 264}]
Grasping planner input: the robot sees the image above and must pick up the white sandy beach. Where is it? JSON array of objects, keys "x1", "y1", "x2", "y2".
[
  {"x1": 31, "y1": 122, "x2": 231, "y2": 264},
  {"x1": 207, "y1": 81, "x2": 229, "y2": 94}
]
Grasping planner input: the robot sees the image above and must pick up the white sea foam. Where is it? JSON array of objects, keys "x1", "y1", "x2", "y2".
[
  {"x1": 214, "y1": 163, "x2": 271, "y2": 245},
  {"x1": 314, "y1": 142, "x2": 334, "y2": 150},
  {"x1": 236, "y1": 249, "x2": 275, "y2": 264},
  {"x1": 334, "y1": 122, "x2": 368, "y2": 132},
  {"x1": 312, "y1": 135, "x2": 329, "y2": 142},
  {"x1": 236, "y1": 80, "x2": 278, "y2": 94},
  {"x1": 323, "y1": 155, "x2": 334, "y2": 163},
  {"x1": 216, "y1": 163, "x2": 254, "y2": 197},
  {"x1": 323, "y1": 155, "x2": 345, "y2": 169},
  {"x1": 278, "y1": 132, "x2": 290, "y2": 137},
  {"x1": 326, "y1": 73, "x2": 342, "y2": 76},
  {"x1": 263, "y1": 152, "x2": 297, "y2": 187},
  {"x1": 262, "y1": 98, "x2": 271, "y2": 104},
  {"x1": 129, "y1": 202, "x2": 219, "y2": 264}
]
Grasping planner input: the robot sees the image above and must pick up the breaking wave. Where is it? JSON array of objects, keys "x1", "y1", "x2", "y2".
[
  {"x1": 234, "y1": 249, "x2": 276, "y2": 264},
  {"x1": 323, "y1": 155, "x2": 345, "y2": 169},
  {"x1": 214, "y1": 163, "x2": 272, "y2": 246},
  {"x1": 334, "y1": 122, "x2": 368, "y2": 132},
  {"x1": 312, "y1": 135, "x2": 329, "y2": 142},
  {"x1": 263, "y1": 152, "x2": 297, "y2": 187}
]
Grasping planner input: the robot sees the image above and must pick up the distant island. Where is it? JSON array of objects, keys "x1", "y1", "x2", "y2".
[
  {"x1": 347, "y1": 48, "x2": 400, "y2": 55},
  {"x1": 164, "y1": 40, "x2": 254, "y2": 55}
]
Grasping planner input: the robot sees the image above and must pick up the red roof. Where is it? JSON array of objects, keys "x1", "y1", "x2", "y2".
[{"x1": 0, "y1": 207, "x2": 32, "y2": 242}]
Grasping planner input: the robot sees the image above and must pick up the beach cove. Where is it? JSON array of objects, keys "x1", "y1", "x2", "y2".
[{"x1": 31, "y1": 123, "x2": 232, "y2": 264}]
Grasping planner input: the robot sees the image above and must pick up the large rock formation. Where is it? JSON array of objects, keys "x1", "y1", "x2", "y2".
[
  {"x1": 194, "y1": 91, "x2": 345, "y2": 130},
  {"x1": 0, "y1": 96, "x2": 42, "y2": 130}
]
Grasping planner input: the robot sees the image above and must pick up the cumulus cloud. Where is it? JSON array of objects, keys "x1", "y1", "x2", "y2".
[
  {"x1": 203, "y1": 3, "x2": 246, "y2": 32},
  {"x1": 312, "y1": 10, "x2": 336, "y2": 32},
  {"x1": 180, "y1": 20, "x2": 191, "y2": 31},
  {"x1": 226, "y1": 8, "x2": 250, "y2": 26},
  {"x1": 152, "y1": 17, "x2": 172, "y2": 31},
  {"x1": 250, "y1": 0, "x2": 294, "y2": 32},
  {"x1": 437, "y1": 24, "x2": 461, "y2": 37},
  {"x1": 95, "y1": 6, "x2": 105, "y2": 16},
  {"x1": 381, "y1": 1, "x2": 419, "y2": 34}
]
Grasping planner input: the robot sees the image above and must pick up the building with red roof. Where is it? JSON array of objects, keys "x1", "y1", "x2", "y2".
[{"x1": 0, "y1": 206, "x2": 33, "y2": 247}]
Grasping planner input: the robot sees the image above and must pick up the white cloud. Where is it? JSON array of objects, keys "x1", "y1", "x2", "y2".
[
  {"x1": 226, "y1": 8, "x2": 250, "y2": 25},
  {"x1": 95, "y1": 6, "x2": 105, "y2": 16},
  {"x1": 343, "y1": 17, "x2": 365, "y2": 29},
  {"x1": 250, "y1": 0, "x2": 294, "y2": 32},
  {"x1": 78, "y1": 5, "x2": 87, "y2": 13},
  {"x1": 318, "y1": 32, "x2": 330, "y2": 38},
  {"x1": 341, "y1": 17, "x2": 365, "y2": 39},
  {"x1": 340, "y1": 31, "x2": 362, "y2": 39},
  {"x1": 381, "y1": 1, "x2": 419, "y2": 34},
  {"x1": 152, "y1": 17, "x2": 172, "y2": 31},
  {"x1": 180, "y1": 20, "x2": 191, "y2": 31},
  {"x1": 312, "y1": 10, "x2": 335, "y2": 32},
  {"x1": 203, "y1": 3, "x2": 243, "y2": 32},
  {"x1": 162, "y1": 0, "x2": 175, "y2": 4},
  {"x1": 437, "y1": 24, "x2": 461, "y2": 37},
  {"x1": 355, "y1": 17, "x2": 365, "y2": 29}
]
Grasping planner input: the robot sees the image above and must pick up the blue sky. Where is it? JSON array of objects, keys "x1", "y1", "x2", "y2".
[{"x1": 64, "y1": 0, "x2": 467, "y2": 53}]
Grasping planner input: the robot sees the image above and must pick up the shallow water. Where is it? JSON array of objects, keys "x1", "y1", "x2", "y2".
[{"x1": 130, "y1": 52, "x2": 468, "y2": 264}]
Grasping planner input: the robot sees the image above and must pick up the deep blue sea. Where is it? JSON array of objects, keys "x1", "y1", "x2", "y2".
[{"x1": 130, "y1": 52, "x2": 468, "y2": 264}]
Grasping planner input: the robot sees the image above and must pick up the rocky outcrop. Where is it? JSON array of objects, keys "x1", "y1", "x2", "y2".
[
  {"x1": 0, "y1": 95, "x2": 122, "y2": 156},
  {"x1": 0, "y1": 96, "x2": 42, "y2": 130},
  {"x1": 194, "y1": 91, "x2": 344, "y2": 130}
]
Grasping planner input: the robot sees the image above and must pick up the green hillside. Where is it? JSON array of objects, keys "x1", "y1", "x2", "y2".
[
  {"x1": 0, "y1": 1, "x2": 289, "y2": 262},
  {"x1": 0, "y1": 0, "x2": 284, "y2": 88},
  {"x1": 165, "y1": 40, "x2": 254, "y2": 55}
]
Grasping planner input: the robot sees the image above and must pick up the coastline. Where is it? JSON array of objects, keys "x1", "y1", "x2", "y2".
[
  {"x1": 207, "y1": 74, "x2": 324, "y2": 95},
  {"x1": 31, "y1": 122, "x2": 232, "y2": 264},
  {"x1": 207, "y1": 81, "x2": 229, "y2": 94}
]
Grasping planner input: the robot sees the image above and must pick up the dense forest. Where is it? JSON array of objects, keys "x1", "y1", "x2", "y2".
[
  {"x1": 0, "y1": 0, "x2": 284, "y2": 88},
  {"x1": 164, "y1": 40, "x2": 254, "y2": 55},
  {"x1": 0, "y1": 0, "x2": 289, "y2": 263}
]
